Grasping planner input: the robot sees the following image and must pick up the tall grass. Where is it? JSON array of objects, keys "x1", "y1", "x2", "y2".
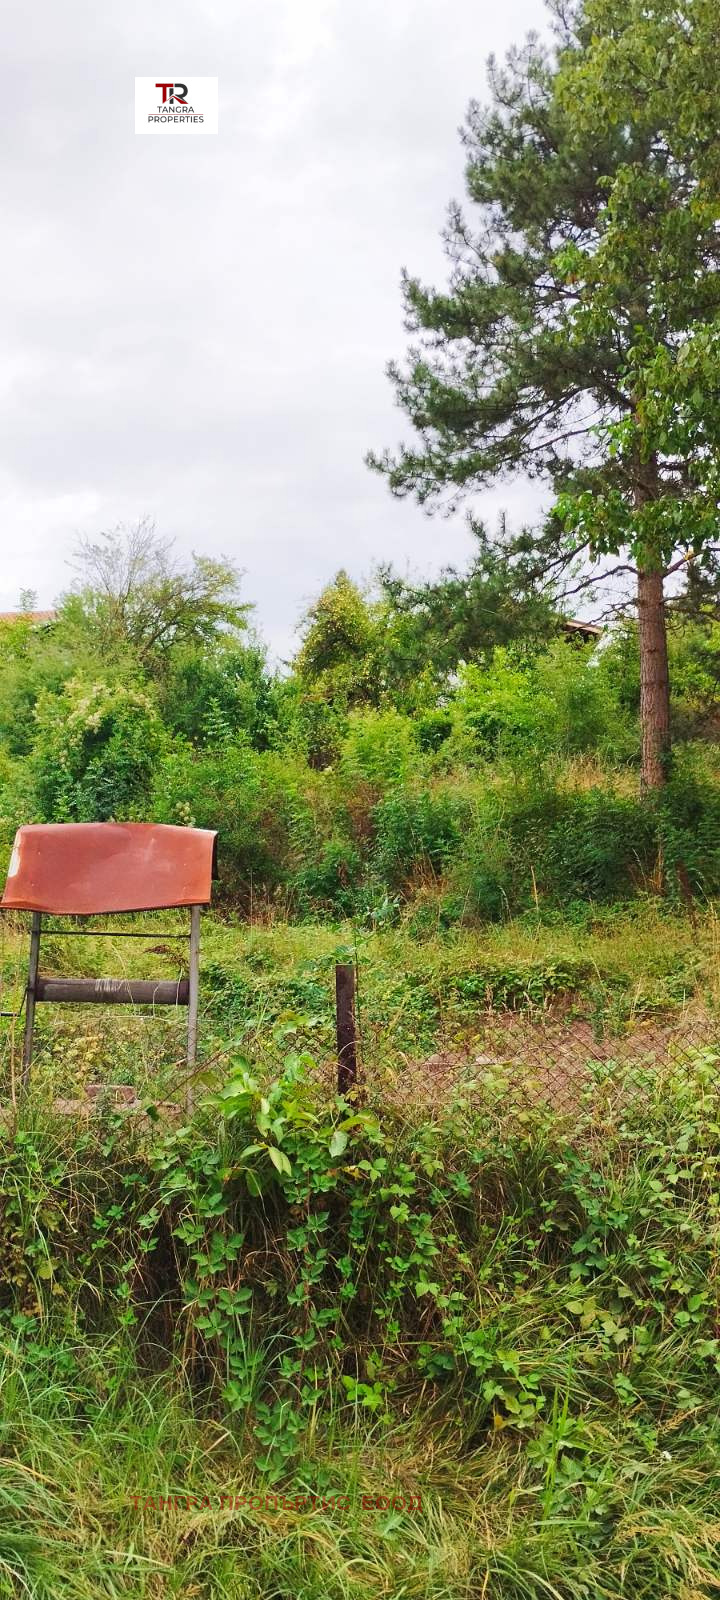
[{"x1": 1, "y1": 1320, "x2": 720, "y2": 1599}]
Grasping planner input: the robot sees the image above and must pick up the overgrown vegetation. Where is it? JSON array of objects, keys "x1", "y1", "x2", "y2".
[
  {"x1": 1, "y1": 1017, "x2": 720, "y2": 1598},
  {"x1": 4, "y1": 523, "x2": 720, "y2": 924}
]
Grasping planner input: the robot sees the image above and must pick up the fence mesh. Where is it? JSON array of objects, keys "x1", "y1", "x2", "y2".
[{"x1": 380, "y1": 1007, "x2": 720, "y2": 1127}]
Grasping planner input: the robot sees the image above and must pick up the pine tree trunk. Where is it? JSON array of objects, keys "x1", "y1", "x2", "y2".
[
  {"x1": 634, "y1": 442, "x2": 671, "y2": 793},
  {"x1": 637, "y1": 561, "x2": 670, "y2": 791}
]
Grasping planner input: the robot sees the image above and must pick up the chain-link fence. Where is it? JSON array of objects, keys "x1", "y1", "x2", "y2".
[{"x1": 380, "y1": 1006, "x2": 720, "y2": 1127}]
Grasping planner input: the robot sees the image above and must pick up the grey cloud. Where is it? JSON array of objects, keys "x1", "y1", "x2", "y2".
[{"x1": 1, "y1": 0, "x2": 548, "y2": 657}]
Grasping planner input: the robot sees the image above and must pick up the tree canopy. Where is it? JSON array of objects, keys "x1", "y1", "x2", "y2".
[
  {"x1": 62, "y1": 519, "x2": 248, "y2": 675},
  {"x1": 370, "y1": 0, "x2": 720, "y2": 788}
]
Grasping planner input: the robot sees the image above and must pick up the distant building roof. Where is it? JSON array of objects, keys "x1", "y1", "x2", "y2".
[
  {"x1": 0, "y1": 610, "x2": 56, "y2": 625},
  {"x1": 559, "y1": 618, "x2": 603, "y2": 642}
]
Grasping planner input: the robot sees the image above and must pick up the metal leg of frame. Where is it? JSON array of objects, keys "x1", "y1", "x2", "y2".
[
  {"x1": 22, "y1": 912, "x2": 42, "y2": 1089},
  {"x1": 186, "y1": 905, "x2": 201, "y2": 1112}
]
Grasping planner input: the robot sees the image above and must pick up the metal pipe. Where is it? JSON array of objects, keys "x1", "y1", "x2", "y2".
[
  {"x1": 22, "y1": 912, "x2": 42, "y2": 1087},
  {"x1": 39, "y1": 929, "x2": 191, "y2": 940},
  {"x1": 35, "y1": 977, "x2": 189, "y2": 1005}
]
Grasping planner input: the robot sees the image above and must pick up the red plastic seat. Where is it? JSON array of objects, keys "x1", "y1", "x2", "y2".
[{"x1": 2, "y1": 823, "x2": 216, "y2": 914}]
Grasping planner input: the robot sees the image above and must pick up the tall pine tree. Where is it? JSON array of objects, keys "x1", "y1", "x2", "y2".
[{"x1": 370, "y1": 0, "x2": 720, "y2": 788}]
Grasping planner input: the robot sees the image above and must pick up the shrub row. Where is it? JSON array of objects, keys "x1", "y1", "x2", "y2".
[{"x1": 3, "y1": 661, "x2": 720, "y2": 921}]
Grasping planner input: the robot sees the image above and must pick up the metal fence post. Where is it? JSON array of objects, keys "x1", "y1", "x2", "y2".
[
  {"x1": 335, "y1": 962, "x2": 358, "y2": 1097},
  {"x1": 186, "y1": 904, "x2": 201, "y2": 1111}
]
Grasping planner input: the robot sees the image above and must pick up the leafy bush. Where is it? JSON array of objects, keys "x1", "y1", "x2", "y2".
[
  {"x1": 538, "y1": 789, "x2": 656, "y2": 901},
  {"x1": 372, "y1": 786, "x2": 470, "y2": 888},
  {"x1": 451, "y1": 650, "x2": 546, "y2": 759},
  {"x1": 289, "y1": 838, "x2": 363, "y2": 916},
  {"x1": 449, "y1": 824, "x2": 516, "y2": 921},
  {"x1": 656, "y1": 762, "x2": 720, "y2": 897},
  {"x1": 416, "y1": 707, "x2": 454, "y2": 752},
  {"x1": 451, "y1": 779, "x2": 658, "y2": 919},
  {"x1": 339, "y1": 709, "x2": 420, "y2": 790},
  {"x1": 5, "y1": 1041, "x2": 720, "y2": 1514},
  {"x1": 450, "y1": 642, "x2": 633, "y2": 765},
  {"x1": 152, "y1": 739, "x2": 316, "y2": 897},
  {"x1": 272, "y1": 680, "x2": 349, "y2": 769},
  {"x1": 161, "y1": 637, "x2": 278, "y2": 750},
  {"x1": 31, "y1": 679, "x2": 164, "y2": 822},
  {"x1": 535, "y1": 639, "x2": 635, "y2": 759},
  {"x1": 667, "y1": 620, "x2": 720, "y2": 736}
]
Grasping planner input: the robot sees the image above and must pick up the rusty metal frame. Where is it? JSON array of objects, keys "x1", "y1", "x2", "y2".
[
  {"x1": 19, "y1": 909, "x2": 202, "y2": 1109},
  {"x1": 2, "y1": 823, "x2": 217, "y2": 1109}
]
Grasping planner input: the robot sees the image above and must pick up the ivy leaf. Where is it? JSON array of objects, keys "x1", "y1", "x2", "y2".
[
  {"x1": 268, "y1": 1146, "x2": 292, "y2": 1177},
  {"x1": 415, "y1": 1279, "x2": 440, "y2": 1297},
  {"x1": 329, "y1": 1129, "x2": 348, "y2": 1158}
]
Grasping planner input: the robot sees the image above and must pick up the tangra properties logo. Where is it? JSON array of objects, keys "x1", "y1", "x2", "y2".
[{"x1": 135, "y1": 79, "x2": 218, "y2": 135}]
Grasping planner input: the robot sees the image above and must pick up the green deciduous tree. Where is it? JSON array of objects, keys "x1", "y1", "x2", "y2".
[
  {"x1": 293, "y1": 540, "x2": 557, "y2": 722},
  {"x1": 161, "y1": 635, "x2": 278, "y2": 749},
  {"x1": 295, "y1": 571, "x2": 382, "y2": 709},
  {"x1": 62, "y1": 519, "x2": 248, "y2": 678},
  {"x1": 370, "y1": 0, "x2": 720, "y2": 789}
]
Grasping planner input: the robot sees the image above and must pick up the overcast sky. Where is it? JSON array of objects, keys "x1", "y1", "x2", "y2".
[{"x1": 2, "y1": 0, "x2": 549, "y2": 660}]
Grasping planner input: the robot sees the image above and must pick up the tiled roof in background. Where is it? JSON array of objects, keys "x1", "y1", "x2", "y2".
[{"x1": 0, "y1": 610, "x2": 56, "y2": 624}]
